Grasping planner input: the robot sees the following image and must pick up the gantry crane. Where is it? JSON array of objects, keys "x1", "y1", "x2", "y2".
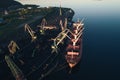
[
  {"x1": 51, "y1": 18, "x2": 84, "y2": 53},
  {"x1": 24, "y1": 24, "x2": 37, "y2": 41},
  {"x1": 51, "y1": 28, "x2": 75, "y2": 53},
  {"x1": 59, "y1": 18, "x2": 67, "y2": 31},
  {"x1": 5, "y1": 55, "x2": 27, "y2": 80},
  {"x1": 41, "y1": 18, "x2": 47, "y2": 27},
  {"x1": 8, "y1": 40, "x2": 24, "y2": 65},
  {"x1": 37, "y1": 18, "x2": 47, "y2": 34},
  {"x1": 71, "y1": 18, "x2": 84, "y2": 46},
  {"x1": 8, "y1": 40, "x2": 20, "y2": 54},
  {"x1": 51, "y1": 18, "x2": 68, "y2": 53}
]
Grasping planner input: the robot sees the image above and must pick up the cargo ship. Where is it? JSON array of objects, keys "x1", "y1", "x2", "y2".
[{"x1": 65, "y1": 20, "x2": 84, "y2": 68}]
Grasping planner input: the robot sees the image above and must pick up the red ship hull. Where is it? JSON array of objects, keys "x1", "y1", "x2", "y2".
[{"x1": 65, "y1": 21, "x2": 84, "y2": 68}]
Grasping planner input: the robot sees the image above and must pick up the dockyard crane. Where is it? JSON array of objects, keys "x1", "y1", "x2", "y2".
[
  {"x1": 24, "y1": 24, "x2": 37, "y2": 41},
  {"x1": 8, "y1": 40, "x2": 20, "y2": 54},
  {"x1": 59, "y1": 18, "x2": 68, "y2": 31},
  {"x1": 37, "y1": 18, "x2": 47, "y2": 35},
  {"x1": 51, "y1": 18, "x2": 84, "y2": 53},
  {"x1": 8, "y1": 40, "x2": 24, "y2": 65},
  {"x1": 51, "y1": 29, "x2": 70, "y2": 53},
  {"x1": 80, "y1": 18, "x2": 84, "y2": 26},
  {"x1": 41, "y1": 18, "x2": 47, "y2": 27},
  {"x1": 51, "y1": 39, "x2": 58, "y2": 53},
  {"x1": 59, "y1": 20, "x2": 64, "y2": 31},
  {"x1": 77, "y1": 18, "x2": 84, "y2": 26},
  {"x1": 64, "y1": 18, "x2": 67, "y2": 29},
  {"x1": 72, "y1": 28, "x2": 84, "y2": 46},
  {"x1": 51, "y1": 18, "x2": 70, "y2": 53},
  {"x1": 59, "y1": 0, "x2": 62, "y2": 16},
  {"x1": 5, "y1": 55, "x2": 27, "y2": 80}
]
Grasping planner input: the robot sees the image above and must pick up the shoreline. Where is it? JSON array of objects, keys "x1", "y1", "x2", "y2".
[
  {"x1": 0, "y1": 7, "x2": 74, "y2": 58},
  {"x1": 0, "y1": 7, "x2": 75, "y2": 80},
  {"x1": 0, "y1": 7, "x2": 74, "y2": 47}
]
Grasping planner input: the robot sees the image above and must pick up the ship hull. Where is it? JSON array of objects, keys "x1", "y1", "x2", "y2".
[
  {"x1": 65, "y1": 21, "x2": 83, "y2": 68},
  {"x1": 66, "y1": 38, "x2": 82, "y2": 68}
]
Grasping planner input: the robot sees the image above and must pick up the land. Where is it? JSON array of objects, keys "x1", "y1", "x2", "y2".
[
  {"x1": 0, "y1": 6, "x2": 74, "y2": 46},
  {"x1": 0, "y1": 5, "x2": 75, "y2": 80},
  {"x1": 0, "y1": 6, "x2": 52, "y2": 43},
  {"x1": 0, "y1": 0, "x2": 22, "y2": 9},
  {"x1": 0, "y1": 0, "x2": 75, "y2": 79}
]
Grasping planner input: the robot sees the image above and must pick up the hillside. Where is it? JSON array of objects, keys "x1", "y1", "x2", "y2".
[{"x1": 0, "y1": 0, "x2": 22, "y2": 9}]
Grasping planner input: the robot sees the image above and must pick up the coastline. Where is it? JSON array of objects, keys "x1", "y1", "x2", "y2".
[
  {"x1": 0, "y1": 7, "x2": 75, "y2": 80},
  {"x1": 0, "y1": 7, "x2": 74, "y2": 46}
]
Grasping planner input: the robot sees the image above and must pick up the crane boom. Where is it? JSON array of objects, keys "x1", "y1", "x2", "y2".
[
  {"x1": 5, "y1": 55, "x2": 27, "y2": 80},
  {"x1": 24, "y1": 24, "x2": 37, "y2": 41},
  {"x1": 64, "y1": 18, "x2": 67, "y2": 29},
  {"x1": 8, "y1": 40, "x2": 20, "y2": 54}
]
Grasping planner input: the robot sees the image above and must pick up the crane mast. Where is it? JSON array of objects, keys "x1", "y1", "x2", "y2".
[
  {"x1": 64, "y1": 18, "x2": 67, "y2": 29},
  {"x1": 59, "y1": 20, "x2": 64, "y2": 31},
  {"x1": 41, "y1": 18, "x2": 47, "y2": 27},
  {"x1": 51, "y1": 18, "x2": 84, "y2": 53},
  {"x1": 24, "y1": 24, "x2": 37, "y2": 41},
  {"x1": 5, "y1": 55, "x2": 27, "y2": 80},
  {"x1": 51, "y1": 18, "x2": 69, "y2": 53},
  {"x1": 8, "y1": 40, "x2": 20, "y2": 54}
]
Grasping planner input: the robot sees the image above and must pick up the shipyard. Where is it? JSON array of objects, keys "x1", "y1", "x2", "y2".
[{"x1": 0, "y1": 0, "x2": 84, "y2": 80}]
